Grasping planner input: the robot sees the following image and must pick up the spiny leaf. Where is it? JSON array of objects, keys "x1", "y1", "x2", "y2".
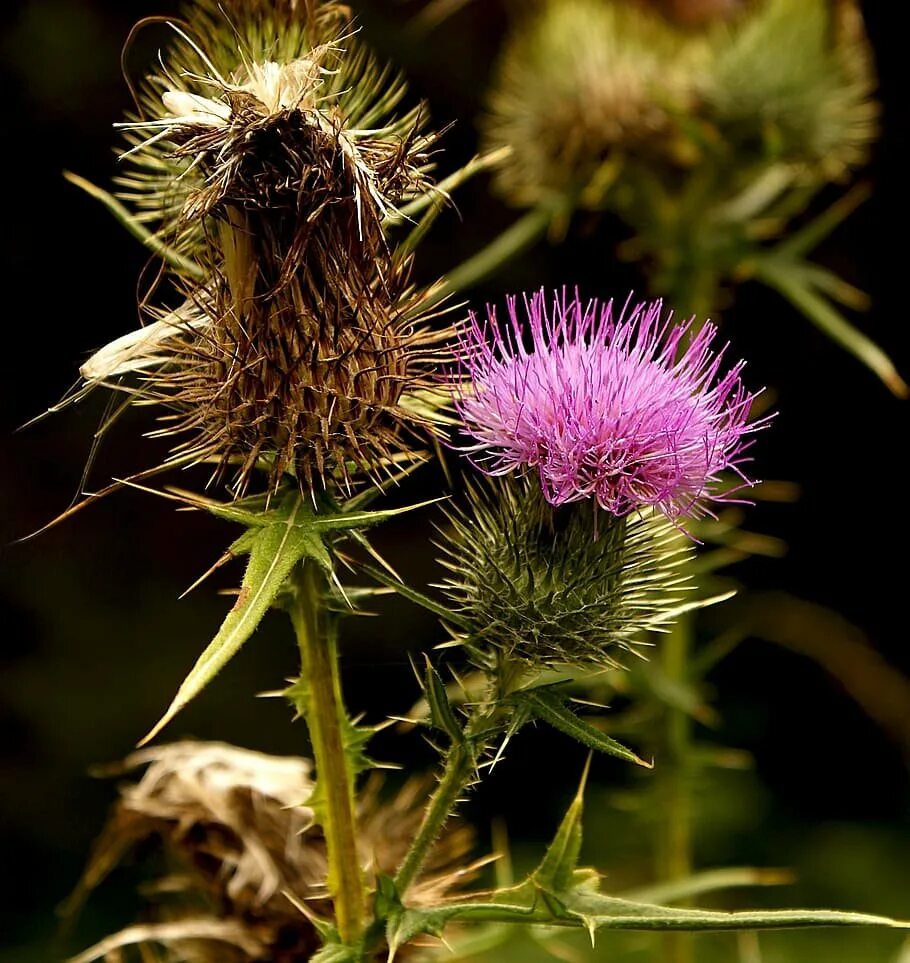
[
  {"x1": 361, "y1": 562, "x2": 467, "y2": 627},
  {"x1": 519, "y1": 689, "x2": 651, "y2": 767},
  {"x1": 558, "y1": 889, "x2": 910, "y2": 934},
  {"x1": 165, "y1": 487, "x2": 274, "y2": 527},
  {"x1": 374, "y1": 873, "x2": 403, "y2": 921},
  {"x1": 534, "y1": 757, "x2": 590, "y2": 894},
  {"x1": 757, "y1": 257, "x2": 907, "y2": 397},
  {"x1": 423, "y1": 658, "x2": 465, "y2": 743},
  {"x1": 140, "y1": 496, "x2": 324, "y2": 744},
  {"x1": 309, "y1": 498, "x2": 443, "y2": 532},
  {"x1": 392, "y1": 892, "x2": 909, "y2": 939},
  {"x1": 310, "y1": 943, "x2": 363, "y2": 963}
]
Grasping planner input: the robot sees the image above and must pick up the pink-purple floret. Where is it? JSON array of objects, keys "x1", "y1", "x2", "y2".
[{"x1": 454, "y1": 289, "x2": 764, "y2": 522}]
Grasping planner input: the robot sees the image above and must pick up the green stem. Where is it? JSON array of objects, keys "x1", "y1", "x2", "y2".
[
  {"x1": 290, "y1": 562, "x2": 366, "y2": 945},
  {"x1": 395, "y1": 655, "x2": 520, "y2": 896},
  {"x1": 659, "y1": 611, "x2": 695, "y2": 963},
  {"x1": 394, "y1": 740, "x2": 476, "y2": 896}
]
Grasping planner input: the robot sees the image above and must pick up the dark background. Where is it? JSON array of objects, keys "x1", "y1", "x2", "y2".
[{"x1": 1, "y1": 1, "x2": 907, "y2": 960}]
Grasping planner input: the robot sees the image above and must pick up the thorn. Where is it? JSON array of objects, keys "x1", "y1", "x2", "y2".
[{"x1": 179, "y1": 550, "x2": 235, "y2": 598}]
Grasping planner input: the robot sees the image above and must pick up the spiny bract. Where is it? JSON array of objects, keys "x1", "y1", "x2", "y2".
[{"x1": 439, "y1": 477, "x2": 693, "y2": 670}]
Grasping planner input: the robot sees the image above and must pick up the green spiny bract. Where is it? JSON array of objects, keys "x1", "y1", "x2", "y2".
[
  {"x1": 438, "y1": 477, "x2": 693, "y2": 671},
  {"x1": 93, "y1": 0, "x2": 448, "y2": 497}
]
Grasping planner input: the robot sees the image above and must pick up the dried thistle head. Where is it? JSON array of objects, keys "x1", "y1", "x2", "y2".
[
  {"x1": 72, "y1": 741, "x2": 475, "y2": 962},
  {"x1": 129, "y1": 260, "x2": 447, "y2": 496},
  {"x1": 118, "y1": 0, "x2": 435, "y2": 262},
  {"x1": 439, "y1": 477, "x2": 693, "y2": 671},
  {"x1": 482, "y1": 0, "x2": 709, "y2": 209},
  {"x1": 81, "y1": 0, "x2": 450, "y2": 497}
]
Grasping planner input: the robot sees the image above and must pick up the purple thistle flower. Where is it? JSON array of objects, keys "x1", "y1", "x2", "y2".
[{"x1": 454, "y1": 290, "x2": 764, "y2": 522}]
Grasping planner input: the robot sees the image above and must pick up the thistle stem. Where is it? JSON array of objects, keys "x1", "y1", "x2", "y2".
[
  {"x1": 394, "y1": 746, "x2": 470, "y2": 895},
  {"x1": 290, "y1": 562, "x2": 366, "y2": 945},
  {"x1": 394, "y1": 724, "x2": 483, "y2": 895},
  {"x1": 659, "y1": 611, "x2": 695, "y2": 963}
]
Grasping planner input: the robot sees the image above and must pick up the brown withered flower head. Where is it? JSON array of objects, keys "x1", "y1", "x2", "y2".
[
  {"x1": 70, "y1": 741, "x2": 475, "y2": 962},
  {"x1": 81, "y1": 0, "x2": 448, "y2": 496}
]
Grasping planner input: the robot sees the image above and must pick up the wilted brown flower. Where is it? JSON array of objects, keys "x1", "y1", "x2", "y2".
[
  {"x1": 80, "y1": 0, "x2": 450, "y2": 497},
  {"x1": 70, "y1": 741, "x2": 475, "y2": 962}
]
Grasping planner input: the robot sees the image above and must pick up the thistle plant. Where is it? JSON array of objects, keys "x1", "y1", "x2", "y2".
[{"x1": 38, "y1": 2, "x2": 910, "y2": 962}]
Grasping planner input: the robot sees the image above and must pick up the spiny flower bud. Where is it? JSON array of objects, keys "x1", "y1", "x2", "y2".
[
  {"x1": 71, "y1": 742, "x2": 475, "y2": 963},
  {"x1": 483, "y1": 0, "x2": 876, "y2": 210},
  {"x1": 439, "y1": 477, "x2": 693, "y2": 671},
  {"x1": 482, "y1": 0, "x2": 708, "y2": 209},
  {"x1": 83, "y1": 0, "x2": 448, "y2": 496}
]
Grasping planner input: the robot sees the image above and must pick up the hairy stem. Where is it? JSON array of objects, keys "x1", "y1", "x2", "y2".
[
  {"x1": 290, "y1": 562, "x2": 366, "y2": 944},
  {"x1": 394, "y1": 740, "x2": 476, "y2": 896}
]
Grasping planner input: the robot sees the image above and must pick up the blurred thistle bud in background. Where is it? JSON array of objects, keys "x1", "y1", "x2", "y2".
[
  {"x1": 440, "y1": 290, "x2": 762, "y2": 674},
  {"x1": 69, "y1": 742, "x2": 474, "y2": 962},
  {"x1": 484, "y1": 0, "x2": 875, "y2": 210},
  {"x1": 700, "y1": 0, "x2": 877, "y2": 181},
  {"x1": 482, "y1": 0, "x2": 709, "y2": 211},
  {"x1": 78, "y1": 0, "x2": 451, "y2": 497}
]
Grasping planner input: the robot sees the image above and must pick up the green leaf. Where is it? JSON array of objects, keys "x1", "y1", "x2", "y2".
[
  {"x1": 757, "y1": 258, "x2": 908, "y2": 397},
  {"x1": 423, "y1": 658, "x2": 465, "y2": 743},
  {"x1": 519, "y1": 689, "x2": 651, "y2": 767},
  {"x1": 774, "y1": 183, "x2": 871, "y2": 261},
  {"x1": 396, "y1": 892, "x2": 909, "y2": 937},
  {"x1": 619, "y1": 867, "x2": 794, "y2": 905},
  {"x1": 557, "y1": 889, "x2": 910, "y2": 934},
  {"x1": 309, "y1": 498, "x2": 442, "y2": 532},
  {"x1": 386, "y1": 906, "x2": 454, "y2": 961},
  {"x1": 374, "y1": 874, "x2": 402, "y2": 921},
  {"x1": 140, "y1": 495, "x2": 324, "y2": 744},
  {"x1": 310, "y1": 943, "x2": 362, "y2": 963},
  {"x1": 64, "y1": 171, "x2": 205, "y2": 279},
  {"x1": 534, "y1": 758, "x2": 590, "y2": 894}
]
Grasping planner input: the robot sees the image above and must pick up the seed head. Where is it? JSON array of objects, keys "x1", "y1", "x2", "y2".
[
  {"x1": 83, "y1": 0, "x2": 449, "y2": 496},
  {"x1": 454, "y1": 290, "x2": 762, "y2": 523},
  {"x1": 71, "y1": 741, "x2": 475, "y2": 962}
]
